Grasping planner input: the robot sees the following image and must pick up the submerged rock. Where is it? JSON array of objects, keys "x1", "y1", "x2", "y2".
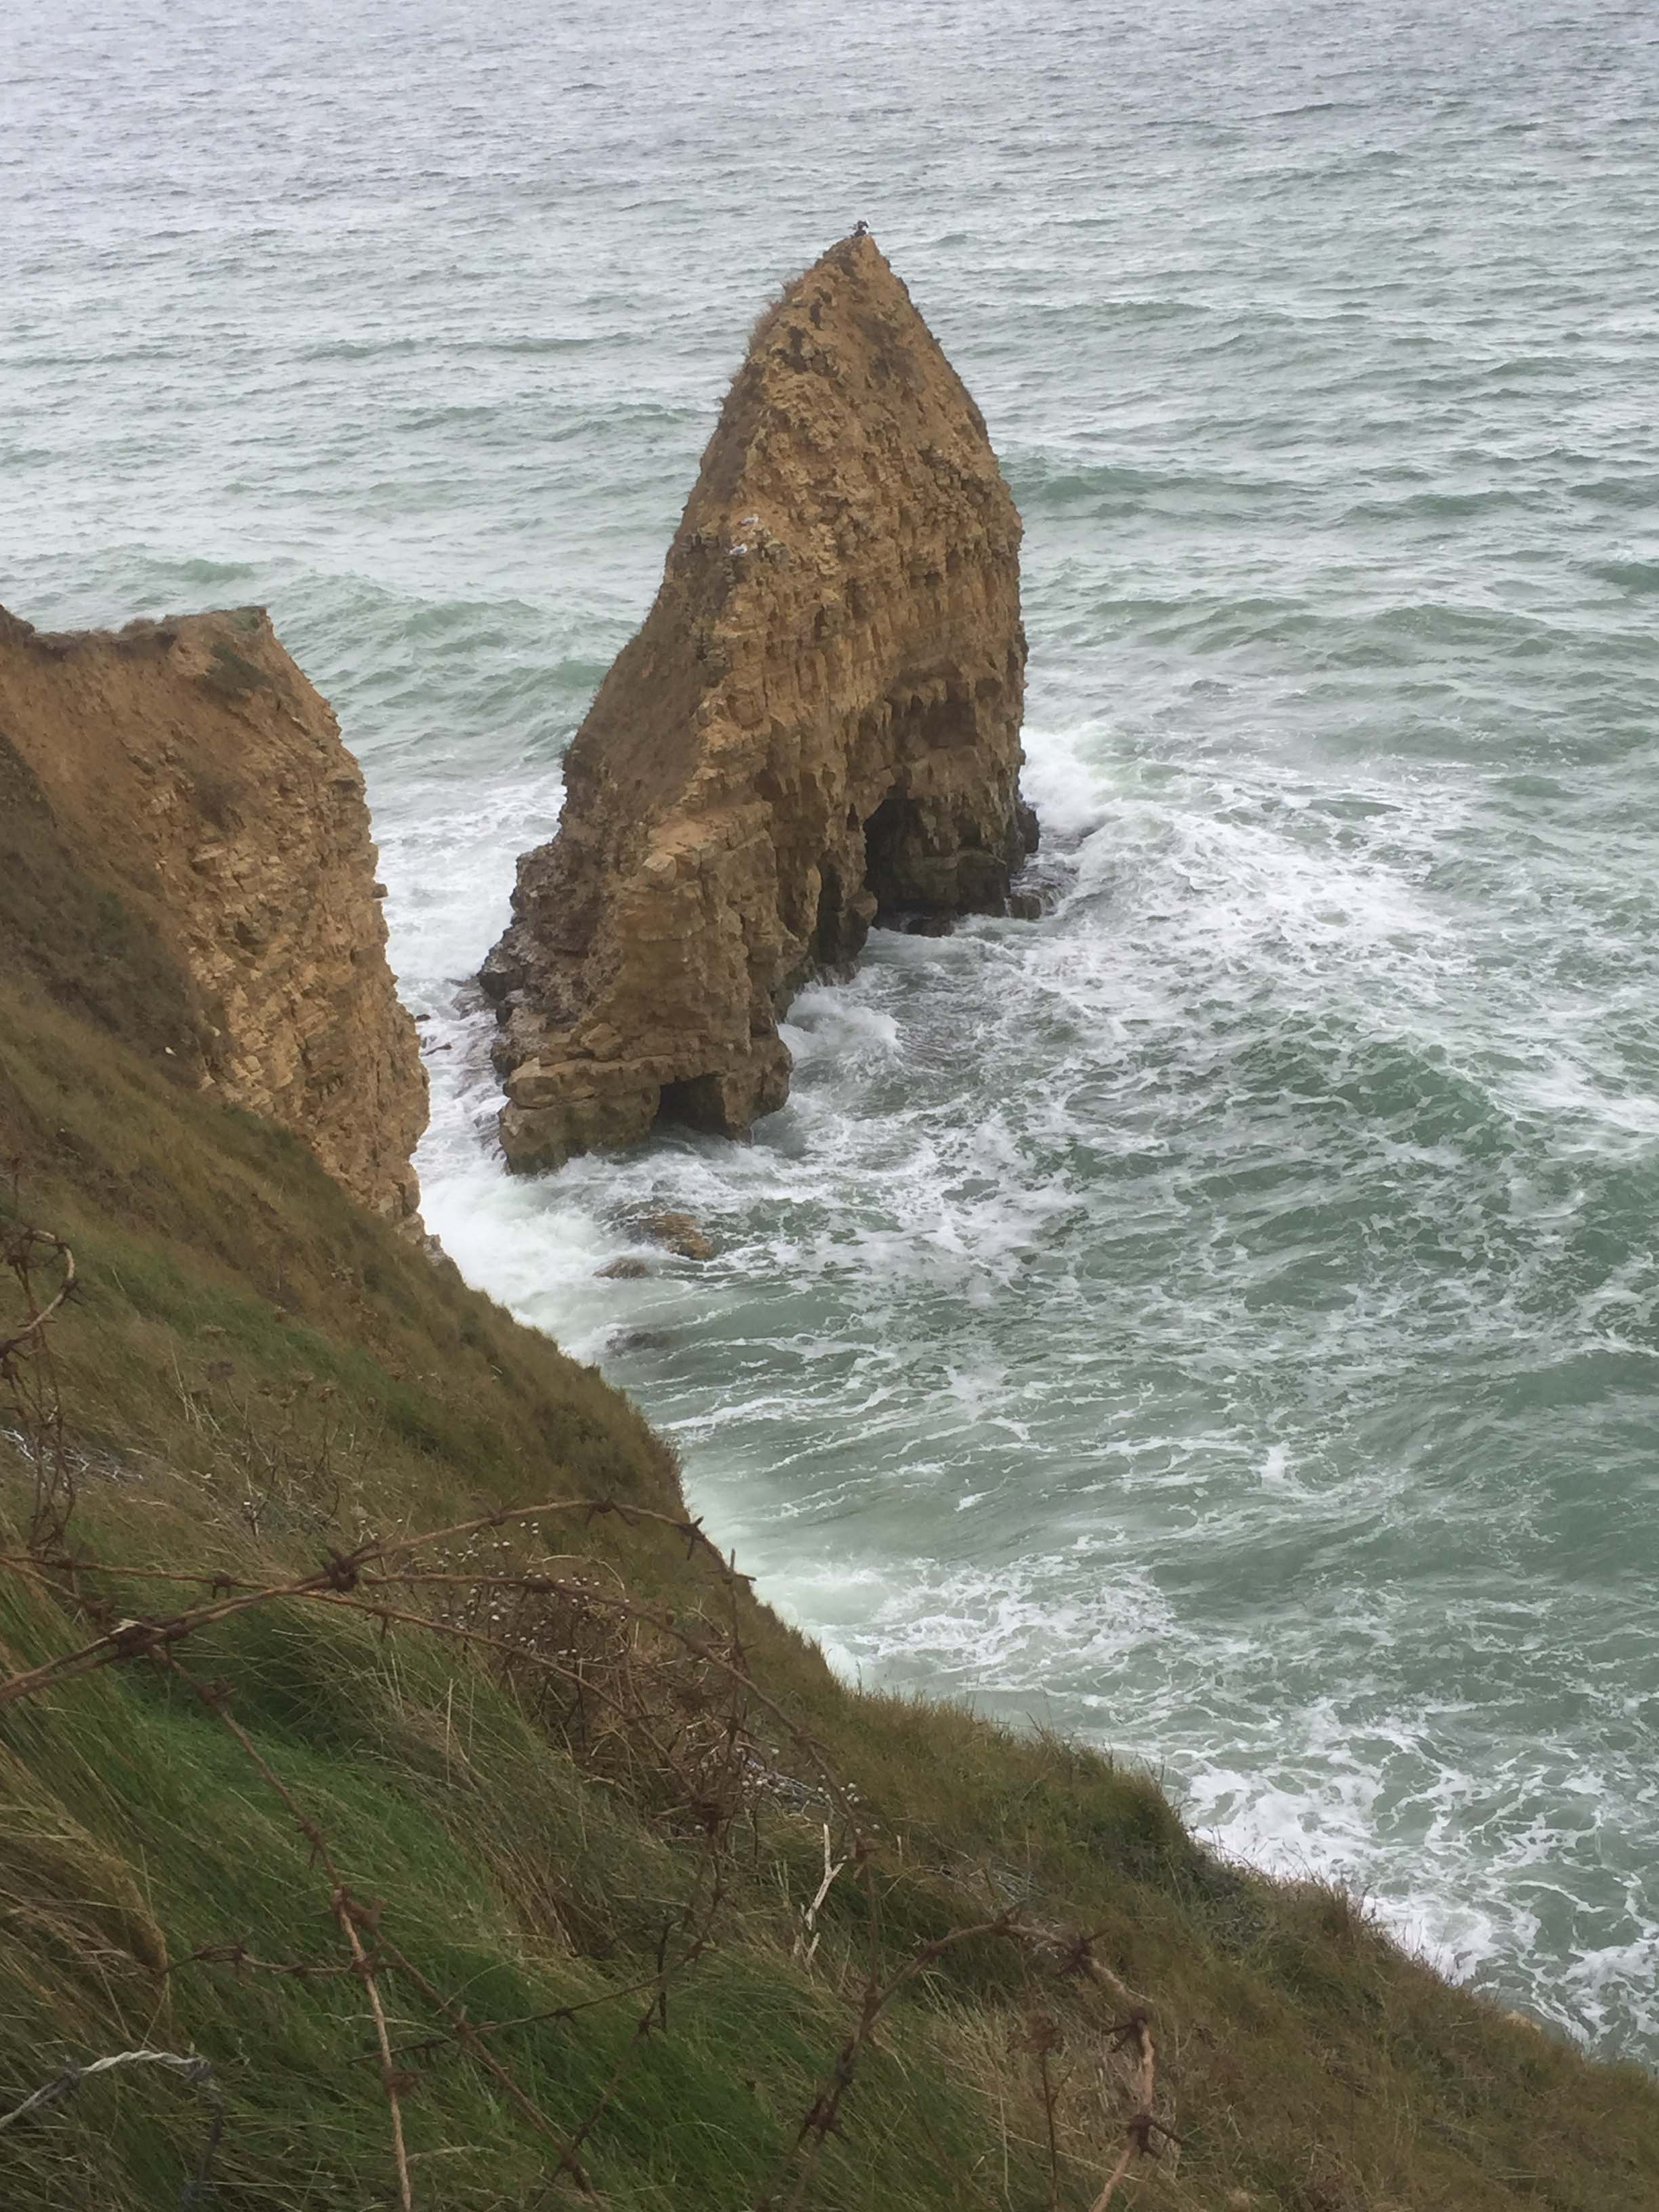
[
  {"x1": 607, "y1": 1326, "x2": 677, "y2": 1356},
  {"x1": 482, "y1": 230, "x2": 1038, "y2": 1174},
  {"x1": 0, "y1": 603, "x2": 428, "y2": 1222},
  {"x1": 638, "y1": 1211, "x2": 715, "y2": 1262}
]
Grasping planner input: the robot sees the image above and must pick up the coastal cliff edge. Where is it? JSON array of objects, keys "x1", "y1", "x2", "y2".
[{"x1": 0, "y1": 602, "x2": 427, "y2": 1221}]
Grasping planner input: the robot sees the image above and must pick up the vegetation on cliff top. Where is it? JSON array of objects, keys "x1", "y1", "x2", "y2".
[{"x1": 3, "y1": 943, "x2": 1659, "y2": 2209}]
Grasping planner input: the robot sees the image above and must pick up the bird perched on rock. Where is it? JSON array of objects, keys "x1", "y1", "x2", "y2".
[{"x1": 853, "y1": 220, "x2": 869, "y2": 237}]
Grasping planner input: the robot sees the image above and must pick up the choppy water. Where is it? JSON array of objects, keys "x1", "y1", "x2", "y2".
[{"x1": 6, "y1": 0, "x2": 1659, "y2": 2057}]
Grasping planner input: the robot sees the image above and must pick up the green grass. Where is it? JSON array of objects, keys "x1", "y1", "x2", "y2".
[{"x1": 3, "y1": 969, "x2": 1659, "y2": 2211}]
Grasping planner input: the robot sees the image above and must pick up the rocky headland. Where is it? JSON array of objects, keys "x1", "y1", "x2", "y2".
[
  {"x1": 0, "y1": 603, "x2": 426, "y2": 1221},
  {"x1": 480, "y1": 231, "x2": 1038, "y2": 1174}
]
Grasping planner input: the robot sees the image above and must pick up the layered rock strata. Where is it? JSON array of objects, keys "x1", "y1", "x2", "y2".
[
  {"x1": 482, "y1": 231, "x2": 1038, "y2": 1173},
  {"x1": 0, "y1": 604, "x2": 427, "y2": 1221}
]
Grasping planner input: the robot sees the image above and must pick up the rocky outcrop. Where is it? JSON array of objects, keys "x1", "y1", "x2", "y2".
[
  {"x1": 0, "y1": 604, "x2": 427, "y2": 1221},
  {"x1": 481, "y1": 231, "x2": 1036, "y2": 1173}
]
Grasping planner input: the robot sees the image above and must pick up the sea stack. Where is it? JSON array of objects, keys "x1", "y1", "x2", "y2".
[
  {"x1": 481, "y1": 231, "x2": 1038, "y2": 1174},
  {"x1": 0, "y1": 605, "x2": 428, "y2": 1222}
]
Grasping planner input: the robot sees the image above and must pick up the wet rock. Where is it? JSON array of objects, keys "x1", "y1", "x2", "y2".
[
  {"x1": 640, "y1": 1210, "x2": 714, "y2": 1261},
  {"x1": 608, "y1": 1327, "x2": 676, "y2": 1355},
  {"x1": 596, "y1": 1256, "x2": 651, "y2": 1280}
]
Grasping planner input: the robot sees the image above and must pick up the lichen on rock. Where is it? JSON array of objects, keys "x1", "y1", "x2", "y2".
[
  {"x1": 0, "y1": 603, "x2": 428, "y2": 1222},
  {"x1": 481, "y1": 230, "x2": 1038, "y2": 1174}
]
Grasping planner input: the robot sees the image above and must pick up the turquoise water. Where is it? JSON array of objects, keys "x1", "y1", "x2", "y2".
[{"x1": 5, "y1": 0, "x2": 1658, "y2": 2055}]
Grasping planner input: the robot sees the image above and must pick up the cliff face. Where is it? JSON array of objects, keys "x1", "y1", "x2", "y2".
[
  {"x1": 0, "y1": 604, "x2": 427, "y2": 1221},
  {"x1": 482, "y1": 232, "x2": 1036, "y2": 1173}
]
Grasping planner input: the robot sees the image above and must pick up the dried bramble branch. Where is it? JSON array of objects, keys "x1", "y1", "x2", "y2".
[
  {"x1": 0, "y1": 1495, "x2": 739, "y2": 1709},
  {"x1": 793, "y1": 1824, "x2": 849, "y2": 1968},
  {"x1": 1019, "y1": 2010, "x2": 1066, "y2": 2209},
  {"x1": 0, "y1": 1218, "x2": 78, "y2": 1553},
  {"x1": 386, "y1": 1972, "x2": 668, "y2": 2064},
  {"x1": 0, "y1": 1226, "x2": 77, "y2": 1361},
  {"x1": 1087, "y1": 2009, "x2": 1170, "y2": 2210},
  {"x1": 165, "y1": 1942, "x2": 356, "y2": 1982}
]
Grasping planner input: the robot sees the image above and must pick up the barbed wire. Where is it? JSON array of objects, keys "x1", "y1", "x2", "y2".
[{"x1": 0, "y1": 2047, "x2": 224, "y2": 2208}]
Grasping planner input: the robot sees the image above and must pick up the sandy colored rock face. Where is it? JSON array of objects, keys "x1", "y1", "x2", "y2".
[
  {"x1": 0, "y1": 604, "x2": 428, "y2": 1221},
  {"x1": 482, "y1": 232, "x2": 1037, "y2": 1173}
]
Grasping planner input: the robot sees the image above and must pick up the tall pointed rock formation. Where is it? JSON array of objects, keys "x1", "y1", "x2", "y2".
[{"x1": 482, "y1": 232, "x2": 1037, "y2": 1172}]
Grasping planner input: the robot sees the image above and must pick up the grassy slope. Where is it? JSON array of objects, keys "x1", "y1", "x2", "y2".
[{"x1": 2, "y1": 972, "x2": 1658, "y2": 2211}]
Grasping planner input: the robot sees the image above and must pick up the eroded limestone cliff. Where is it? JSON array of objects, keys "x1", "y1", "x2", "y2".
[
  {"x1": 0, "y1": 604, "x2": 426, "y2": 1221},
  {"x1": 482, "y1": 231, "x2": 1036, "y2": 1172}
]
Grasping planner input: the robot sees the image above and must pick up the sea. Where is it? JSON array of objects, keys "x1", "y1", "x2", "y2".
[{"x1": 5, "y1": 0, "x2": 1657, "y2": 2059}]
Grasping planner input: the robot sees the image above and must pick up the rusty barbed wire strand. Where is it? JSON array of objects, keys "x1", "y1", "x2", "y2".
[
  {"x1": 0, "y1": 1227, "x2": 77, "y2": 1362},
  {"x1": 0, "y1": 1496, "x2": 743, "y2": 1709}
]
